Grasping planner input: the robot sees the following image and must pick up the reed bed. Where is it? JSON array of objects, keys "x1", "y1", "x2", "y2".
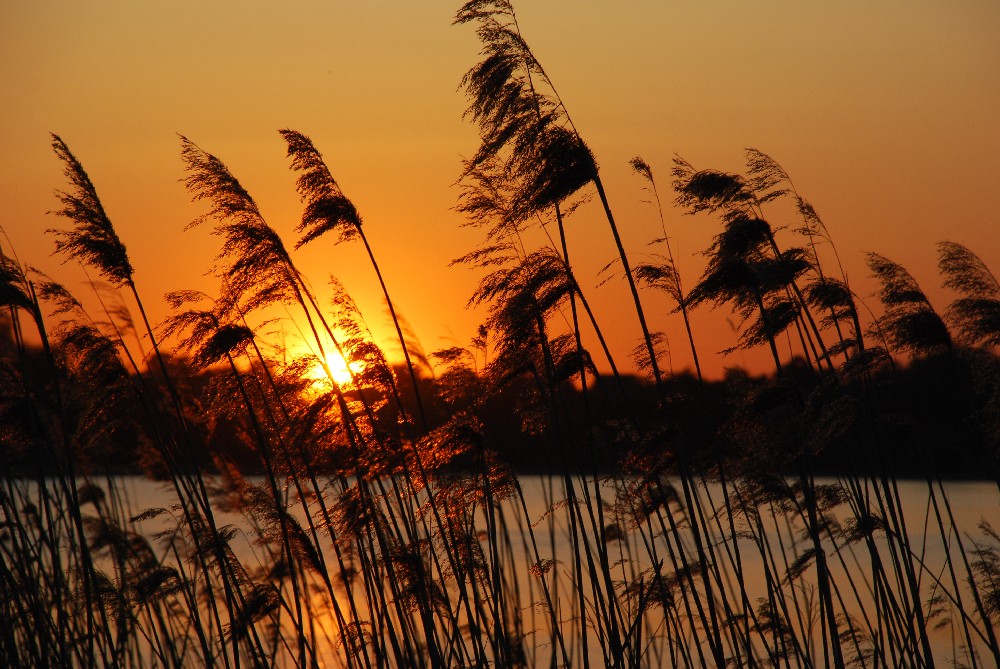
[{"x1": 2, "y1": 1, "x2": 999, "y2": 667}]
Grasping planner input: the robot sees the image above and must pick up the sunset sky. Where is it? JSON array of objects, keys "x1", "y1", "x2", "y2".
[{"x1": 1, "y1": 1, "x2": 998, "y2": 378}]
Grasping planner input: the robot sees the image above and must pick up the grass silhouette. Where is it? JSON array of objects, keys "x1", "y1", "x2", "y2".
[{"x1": 0, "y1": 3, "x2": 998, "y2": 668}]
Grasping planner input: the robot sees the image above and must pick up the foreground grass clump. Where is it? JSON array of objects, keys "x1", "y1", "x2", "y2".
[{"x1": 2, "y1": 2, "x2": 1000, "y2": 667}]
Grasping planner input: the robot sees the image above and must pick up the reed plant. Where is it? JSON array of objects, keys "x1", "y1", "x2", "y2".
[{"x1": 1, "y1": 4, "x2": 998, "y2": 668}]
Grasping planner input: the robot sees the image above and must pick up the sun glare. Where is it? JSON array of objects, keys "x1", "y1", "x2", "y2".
[{"x1": 308, "y1": 351, "x2": 364, "y2": 388}]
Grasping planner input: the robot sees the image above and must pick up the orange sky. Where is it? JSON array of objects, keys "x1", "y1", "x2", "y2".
[{"x1": 1, "y1": 2, "x2": 998, "y2": 378}]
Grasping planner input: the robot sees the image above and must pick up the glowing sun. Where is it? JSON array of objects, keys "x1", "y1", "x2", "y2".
[{"x1": 308, "y1": 351, "x2": 364, "y2": 387}]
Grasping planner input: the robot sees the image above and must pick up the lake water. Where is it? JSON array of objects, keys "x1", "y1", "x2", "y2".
[{"x1": 6, "y1": 473, "x2": 999, "y2": 667}]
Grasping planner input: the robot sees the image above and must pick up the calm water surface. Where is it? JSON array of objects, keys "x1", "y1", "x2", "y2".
[{"x1": 97, "y1": 474, "x2": 1000, "y2": 667}]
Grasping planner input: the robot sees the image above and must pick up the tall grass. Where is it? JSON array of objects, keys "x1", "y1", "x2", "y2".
[{"x1": 1, "y1": 4, "x2": 999, "y2": 668}]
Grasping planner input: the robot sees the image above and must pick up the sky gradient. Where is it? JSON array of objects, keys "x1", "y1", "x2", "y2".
[{"x1": 2, "y1": 1, "x2": 998, "y2": 378}]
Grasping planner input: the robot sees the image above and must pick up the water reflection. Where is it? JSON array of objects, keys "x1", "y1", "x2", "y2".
[{"x1": 97, "y1": 474, "x2": 999, "y2": 667}]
